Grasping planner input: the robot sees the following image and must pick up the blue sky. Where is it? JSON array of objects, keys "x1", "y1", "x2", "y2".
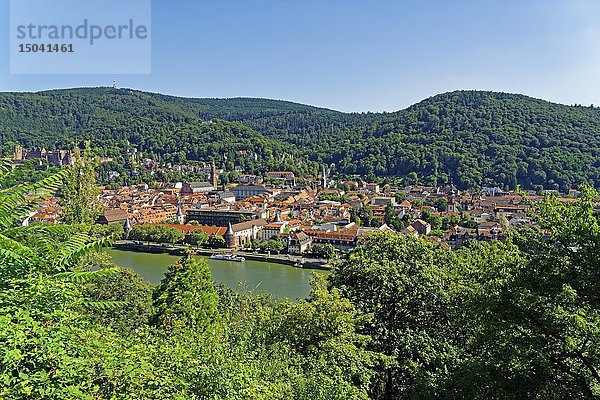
[{"x1": 1, "y1": 0, "x2": 599, "y2": 112}]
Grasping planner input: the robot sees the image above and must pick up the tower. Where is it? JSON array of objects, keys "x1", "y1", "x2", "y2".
[
  {"x1": 123, "y1": 218, "x2": 132, "y2": 239},
  {"x1": 13, "y1": 145, "x2": 23, "y2": 161},
  {"x1": 176, "y1": 203, "x2": 185, "y2": 224},
  {"x1": 321, "y1": 164, "x2": 328, "y2": 189},
  {"x1": 210, "y1": 162, "x2": 218, "y2": 189},
  {"x1": 225, "y1": 222, "x2": 235, "y2": 248}
]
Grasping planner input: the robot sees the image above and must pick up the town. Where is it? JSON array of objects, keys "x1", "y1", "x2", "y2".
[{"x1": 18, "y1": 145, "x2": 582, "y2": 259}]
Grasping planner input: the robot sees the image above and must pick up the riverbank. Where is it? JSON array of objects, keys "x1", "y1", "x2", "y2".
[
  {"x1": 113, "y1": 241, "x2": 332, "y2": 271},
  {"x1": 107, "y1": 249, "x2": 326, "y2": 299}
]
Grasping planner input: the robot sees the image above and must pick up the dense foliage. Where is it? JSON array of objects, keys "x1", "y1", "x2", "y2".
[
  {"x1": 331, "y1": 187, "x2": 600, "y2": 399},
  {"x1": 2, "y1": 166, "x2": 600, "y2": 397},
  {"x1": 59, "y1": 143, "x2": 102, "y2": 224},
  {"x1": 0, "y1": 165, "x2": 378, "y2": 399},
  {"x1": 129, "y1": 224, "x2": 185, "y2": 245},
  {"x1": 3, "y1": 88, "x2": 600, "y2": 190}
]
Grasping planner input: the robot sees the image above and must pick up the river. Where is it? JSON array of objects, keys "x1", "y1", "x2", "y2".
[{"x1": 106, "y1": 249, "x2": 326, "y2": 299}]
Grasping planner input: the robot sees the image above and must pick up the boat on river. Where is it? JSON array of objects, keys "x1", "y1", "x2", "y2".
[{"x1": 209, "y1": 253, "x2": 245, "y2": 262}]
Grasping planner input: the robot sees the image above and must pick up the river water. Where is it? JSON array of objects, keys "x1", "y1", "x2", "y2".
[{"x1": 106, "y1": 249, "x2": 325, "y2": 299}]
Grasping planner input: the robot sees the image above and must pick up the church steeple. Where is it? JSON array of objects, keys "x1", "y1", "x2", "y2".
[
  {"x1": 210, "y1": 162, "x2": 218, "y2": 189},
  {"x1": 321, "y1": 164, "x2": 328, "y2": 189},
  {"x1": 176, "y1": 203, "x2": 185, "y2": 224}
]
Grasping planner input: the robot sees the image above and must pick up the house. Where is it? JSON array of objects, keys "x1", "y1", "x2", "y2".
[
  {"x1": 96, "y1": 208, "x2": 128, "y2": 225},
  {"x1": 401, "y1": 219, "x2": 431, "y2": 237},
  {"x1": 444, "y1": 226, "x2": 478, "y2": 249},
  {"x1": 230, "y1": 185, "x2": 268, "y2": 200},
  {"x1": 287, "y1": 232, "x2": 312, "y2": 254},
  {"x1": 266, "y1": 171, "x2": 295, "y2": 185},
  {"x1": 398, "y1": 200, "x2": 412, "y2": 211},
  {"x1": 237, "y1": 174, "x2": 263, "y2": 185},
  {"x1": 372, "y1": 197, "x2": 396, "y2": 206},
  {"x1": 259, "y1": 222, "x2": 287, "y2": 241},
  {"x1": 225, "y1": 219, "x2": 268, "y2": 249},
  {"x1": 304, "y1": 229, "x2": 358, "y2": 250},
  {"x1": 402, "y1": 225, "x2": 419, "y2": 237},
  {"x1": 412, "y1": 219, "x2": 431, "y2": 236},
  {"x1": 180, "y1": 182, "x2": 215, "y2": 194},
  {"x1": 366, "y1": 183, "x2": 380, "y2": 193}
]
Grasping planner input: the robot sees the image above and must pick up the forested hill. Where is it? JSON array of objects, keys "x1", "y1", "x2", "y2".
[
  {"x1": 1, "y1": 87, "x2": 600, "y2": 191},
  {"x1": 336, "y1": 91, "x2": 600, "y2": 191}
]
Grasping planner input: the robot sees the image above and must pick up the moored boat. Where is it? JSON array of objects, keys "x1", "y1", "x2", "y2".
[{"x1": 209, "y1": 253, "x2": 245, "y2": 262}]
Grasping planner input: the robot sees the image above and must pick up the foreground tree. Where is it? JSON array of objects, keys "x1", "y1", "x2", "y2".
[
  {"x1": 59, "y1": 142, "x2": 102, "y2": 224},
  {"x1": 152, "y1": 252, "x2": 219, "y2": 332},
  {"x1": 451, "y1": 187, "x2": 600, "y2": 399},
  {"x1": 331, "y1": 232, "x2": 463, "y2": 398},
  {"x1": 331, "y1": 187, "x2": 600, "y2": 399}
]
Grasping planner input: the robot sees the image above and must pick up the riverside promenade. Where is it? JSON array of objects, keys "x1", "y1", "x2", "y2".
[{"x1": 112, "y1": 240, "x2": 332, "y2": 270}]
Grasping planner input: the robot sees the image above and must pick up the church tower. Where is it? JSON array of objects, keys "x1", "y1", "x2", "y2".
[
  {"x1": 321, "y1": 164, "x2": 328, "y2": 189},
  {"x1": 210, "y1": 162, "x2": 218, "y2": 189},
  {"x1": 176, "y1": 203, "x2": 185, "y2": 225}
]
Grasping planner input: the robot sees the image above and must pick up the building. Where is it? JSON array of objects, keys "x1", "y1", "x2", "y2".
[
  {"x1": 237, "y1": 174, "x2": 263, "y2": 185},
  {"x1": 230, "y1": 185, "x2": 268, "y2": 200},
  {"x1": 372, "y1": 197, "x2": 396, "y2": 206},
  {"x1": 305, "y1": 229, "x2": 358, "y2": 250},
  {"x1": 96, "y1": 208, "x2": 128, "y2": 225},
  {"x1": 13, "y1": 145, "x2": 75, "y2": 167},
  {"x1": 366, "y1": 183, "x2": 380, "y2": 193},
  {"x1": 215, "y1": 191, "x2": 236, "y2": 204},
  {"x1": 287, "y1": 231, "x2": 312, "y2": 254},
  {"x1": 176, "y1": 204, "x2": 185, "y2": 224},
  {"x1": 185, "y1": 209, "x2": 257, "y2": 226},
  {"x1": 225, "y1": 219, "x2": 268, "y2": 249},
  {"x1": 404, "y1": 219, "x2": 431, "y2": 237},
  {"x1": 401, "y1": 225, "x2": 419, "y2": 238},
  {"x1": 259, "y1": 222, "x2": 287, "y2": 241},
  {"x1": 267, "y1": 171, "x2": 295, "y2": 185},
  {"x1": 180, "y1": 182, "x2": 215, "y2": 195},
  {"x1": 210, "y1": 162, "x2": 218, "y2": 189}
]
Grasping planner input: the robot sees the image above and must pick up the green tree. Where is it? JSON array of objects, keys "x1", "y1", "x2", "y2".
[
  {"x1": 394, "y1": 191, "x2": 407, "y2": 203},
  {"x1": 188, "y1": 230, "x2": 209, "y2": 247},
  {"x1": 266, "y1": 275, "x2": 379, "y2": 398},
  {"x1": 358, "y1": 205, "x2": 374, "y2": 227},
  {"x1": 59, "y1": 142, "x2": 102, "y2": 224},
  {"x1": 432, "y1": 198, "x2": 448, "y2": 212},
  {"x1": 383, "y1": 204, "x2": 405, "y2": 231},
  {"x1": 440, "y1": 214, "x2": 460, "y2": 230},
  {"x1": 208, "y1": 235, "x2": 226, "y2": 248},
  {"x1": 83, "y1": 252, "x2": 153, "y2": 336},
  {"x1": 152, "y1": 252, "x2": 219, "y2": 333},
  {"x1": 129, "y1": 225, "x2": 154, "y2": 242},
  {"x1": 330, "y1": 232, "x2": 463, "y2": 398},
  {"x1": 312, "y1": 243, "x2": 336, "y2": 260},
  {"x1": 421, "y1": 209, "x2": 442, "y2": 231},
  {"x1": 149, "y1": 225, "x2": 185, "y2": 244},
  {"x1": 267, "y1": 237, "x2": 285, "y2": 254},
  {"x1": 451, "y1": 187, "x2": 600, "y2": 399}
]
